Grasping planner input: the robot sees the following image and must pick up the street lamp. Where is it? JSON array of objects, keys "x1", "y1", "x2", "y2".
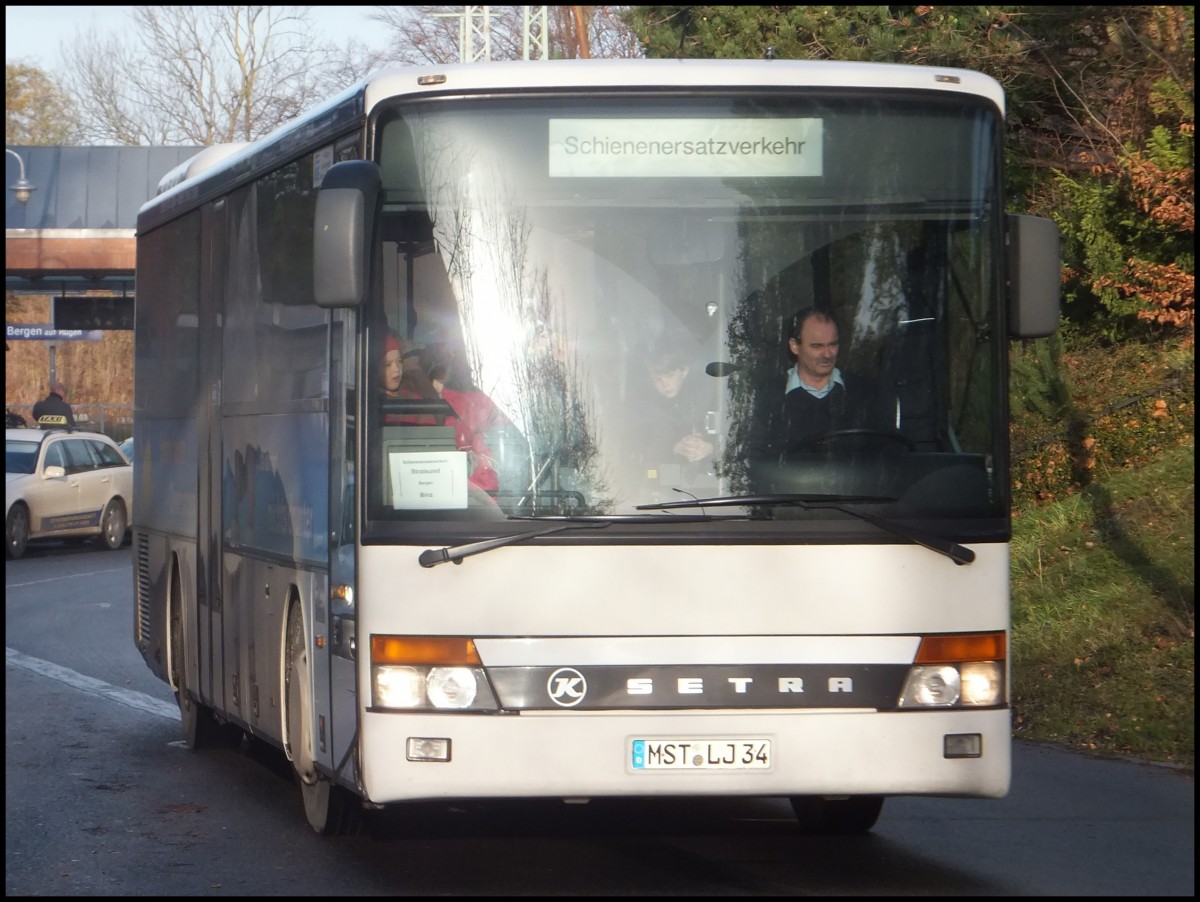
[{"x1": 6, "y1": 148, "x2": 36, "y2": 203}]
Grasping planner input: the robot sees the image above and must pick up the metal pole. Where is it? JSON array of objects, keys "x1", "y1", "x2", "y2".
[
  {"x1": 522, "y1": 6, "x2": 548, "y2": 60},
  {"x1": 6, "y1": 148, "x2": 36, "y2": 203},
  {"x1": 48, "y1": 342, "x2": 57, "y2": 387}
]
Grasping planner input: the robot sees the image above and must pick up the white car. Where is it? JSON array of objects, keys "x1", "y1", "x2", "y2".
[{"x1": 6, "y1": 427, "x2": 133, "y2": 559}]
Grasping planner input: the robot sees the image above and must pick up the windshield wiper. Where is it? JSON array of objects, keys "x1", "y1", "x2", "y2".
[
  {"x1": 636, "y1": 494, "x2": 975, "y2": 566},
  {"x1": 418, "y1": 513, "x2": 716, "y2": 568}
]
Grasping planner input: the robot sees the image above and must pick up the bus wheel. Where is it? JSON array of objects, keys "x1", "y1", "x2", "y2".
[
  {"x1": 284, "y1": 602, "x2": 361, "y2": 836},
  {"x1": 169, "y1": 569, "x2": 241, "y2": 750},
  {"x1": 790, "y1": 795, "x2": 884, "y2": 835}
]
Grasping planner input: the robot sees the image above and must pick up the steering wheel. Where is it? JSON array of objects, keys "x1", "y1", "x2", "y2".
[{"x1": 795, "y1": 427, "x2": 916, "y2": 452}]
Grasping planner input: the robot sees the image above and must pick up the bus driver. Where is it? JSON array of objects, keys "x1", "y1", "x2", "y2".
[{"x1": 779, "y1": 308, "x2": 894, "y2": 453}]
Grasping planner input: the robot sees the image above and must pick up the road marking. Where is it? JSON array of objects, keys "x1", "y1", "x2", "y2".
[
  {"x1": 5, "y1": 647, "x2": 178, "y2": 720},
  {"x1": 5, "y1": 567, "x2": 130, "y2": 589}
]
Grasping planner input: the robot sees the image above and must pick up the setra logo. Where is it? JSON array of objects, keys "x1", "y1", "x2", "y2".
[{"x1": 546, "y1": 667, "x2": 587, "y2": 707}]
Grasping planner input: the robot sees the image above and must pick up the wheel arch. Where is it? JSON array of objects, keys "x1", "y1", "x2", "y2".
[
  {"x1": 280, "y1": 585, "x2": 308, "y2": 765},
  {"x1": 165, "y1": 552, "x2": 184, "y2": 696}
]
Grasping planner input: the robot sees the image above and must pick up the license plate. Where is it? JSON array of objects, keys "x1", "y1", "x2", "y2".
[{"x1": 631, "y1": 738, "x2": 771, "y2": 770}]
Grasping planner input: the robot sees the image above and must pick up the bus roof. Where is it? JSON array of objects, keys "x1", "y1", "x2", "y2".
[
  {"x1": 364, "y1": 58, "x2": 1005, "y2": 117},
  {"x1": 139, "y1": 58, "x2": 1004, "y2": 231}
]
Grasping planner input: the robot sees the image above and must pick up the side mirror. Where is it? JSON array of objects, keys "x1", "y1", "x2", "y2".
[
  {"x1": 313, "y1": 160, "x2": 381, "y2": 308},
  {"x1": 1007, "y1": 214, "x2": 1061, "y2": 338}
]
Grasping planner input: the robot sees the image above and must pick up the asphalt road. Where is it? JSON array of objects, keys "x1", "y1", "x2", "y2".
[{"x1": 6, "y1": 542, "x2": 1195, "y2": 895}]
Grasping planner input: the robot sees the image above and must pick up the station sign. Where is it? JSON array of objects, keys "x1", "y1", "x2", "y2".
[{"x1": 6, "y1": 323, "x2": 104, "y2": 341}]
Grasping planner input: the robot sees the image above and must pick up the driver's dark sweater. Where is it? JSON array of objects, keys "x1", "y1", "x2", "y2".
[{"x1": 781, "y1": 374, "x2": 887, "y2": 454}]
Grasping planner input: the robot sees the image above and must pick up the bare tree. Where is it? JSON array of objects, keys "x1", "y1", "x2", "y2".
[
  {"x1": 317, "y1": 37, "x2": 394, "y2": 96},
  {"x1": 367, "y1": 5, "x2": 641, "y2": 65},
  {"x1": 60, "y1": 6, "x2": 363, "y2": 145},
  {"x1": 56, "y1": 6, "x2": 645, "y2": 146},
  {"x1": 566, "y1": 6, "x2": 644, "y2": 59}
]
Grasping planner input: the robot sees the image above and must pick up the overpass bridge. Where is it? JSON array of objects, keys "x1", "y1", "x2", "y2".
[
  {"x1": 6, "y1": 144, "x2": 203, "y2": 298},
  {"x1": 6, "y1": 145, "x2": 203, "y2": 422}
]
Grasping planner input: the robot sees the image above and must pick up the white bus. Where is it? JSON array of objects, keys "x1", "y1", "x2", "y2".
[{"x1": 132, "y1": 58, "x2": 1060, "y2": 835}]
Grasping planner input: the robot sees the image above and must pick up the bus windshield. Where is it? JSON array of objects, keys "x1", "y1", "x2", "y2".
[{"x1": 366, "y1": 92, "x2": 1003, "y2": 528}]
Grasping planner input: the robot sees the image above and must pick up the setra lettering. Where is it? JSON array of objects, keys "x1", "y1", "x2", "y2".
[{"x1": 620, "y1": 673, "x2": 856, "y2": 697}]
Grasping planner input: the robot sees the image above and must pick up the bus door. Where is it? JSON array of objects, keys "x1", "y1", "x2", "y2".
[
  {"x1": 325, "y1": 310, "x2": 359, "y2": 781},
  {"x1": 197, "y1": 198, "x2": 227, "y2": 716}
]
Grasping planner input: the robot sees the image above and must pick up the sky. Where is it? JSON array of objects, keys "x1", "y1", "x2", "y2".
[{"x1": 5, "y1": 5, "x2": 390, "y2": 74}]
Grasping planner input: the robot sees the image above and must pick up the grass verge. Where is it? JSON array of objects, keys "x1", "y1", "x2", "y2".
[{"x1": 1010, "y1": 441, "x2": 1194, "y2": 768}]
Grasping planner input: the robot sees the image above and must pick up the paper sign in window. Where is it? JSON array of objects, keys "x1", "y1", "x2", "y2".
[{"x1": 389, "y1": 451, "x2": 469, "y2": 509}]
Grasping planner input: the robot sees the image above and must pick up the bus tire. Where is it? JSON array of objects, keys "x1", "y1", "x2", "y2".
[
  {"x1": 284, "y1": 601, "x2": 361, "y2": 836},
  {"x1": 170, "y1": 565, "x2": 241, "y2": 750},
  {"x1": 790, "y1": 795, "x2": 884, "y2": 835}
]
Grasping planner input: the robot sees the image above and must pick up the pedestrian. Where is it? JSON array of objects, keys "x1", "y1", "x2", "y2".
[{"x1": 31, "y1": 381, "x2": 76, "y2": 430}]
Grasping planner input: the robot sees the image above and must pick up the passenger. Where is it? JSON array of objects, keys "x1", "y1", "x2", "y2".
[
  {"x1": 633, "y1": 341, "x2": 715, "y2": 470},
  {"x1": 398, "y1": 342, "x2": 439, "y2": 404},
  {"x1": 428, "y1": 359, "x2": 510, "y2": 494},
  {"x1": 379, "y1": 332, "x2": 438, "y2": 425},
  {"x1": 379, "y1": 333, "x2": 404, "y2": 401}
]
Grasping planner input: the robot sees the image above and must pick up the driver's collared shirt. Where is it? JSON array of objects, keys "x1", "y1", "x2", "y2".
[{"x1": 785, "y1": 366, "x2": 844, "y2": 399}]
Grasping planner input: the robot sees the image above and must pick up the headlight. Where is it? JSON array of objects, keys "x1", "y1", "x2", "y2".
[
  {"x1": 369, "y1": 635, "x2": 498, "y2": 711},
  {"x1": 960, "y1": 661, "x2": 1004, "y2": 706},
  {"x1": 372, "y1": 663, "x2": 495, "y2": 710},
  {"x1": 897, "y1": 632, "x2": 1007, "y2": 709},
  {"x1": 897, "y1": 661, "x2": 1005, "y2": 708},
  {"x1": 374, "y1": 665, "x2": 426, "y2": 708},
  {"x1": 898, "y1": 664, "x2": 961, "y2": 707},
  {"x1": 426, "y1": 667, "x2": 479, "y2": 709}
]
